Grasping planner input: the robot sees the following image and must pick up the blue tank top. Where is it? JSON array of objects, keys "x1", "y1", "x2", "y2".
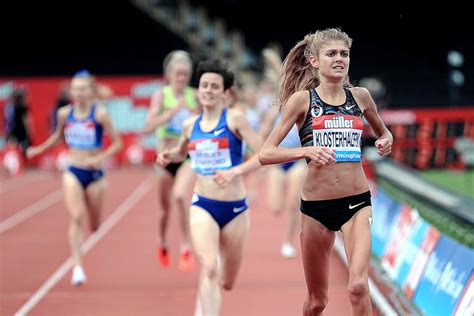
[
  {"x1": 64, "y1": 105, "x2": 103, "y2": 149},
  {"x1": 245, "y1": 107, "x2": 261, "y2": 132},
  {"x1": 275, "y1": 113, "x2": 301, "y2": 148},
  {"x1": 188, "y1": 108, "x2": 243, "y2": 175}
]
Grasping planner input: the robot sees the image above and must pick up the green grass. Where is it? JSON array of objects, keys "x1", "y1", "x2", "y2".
[
  {"x1": 420, "y1": 169, "x2": 474, "y2": 199},
  {"x1": 378, "y1": 178, "x2": 474, "y2": 249}
]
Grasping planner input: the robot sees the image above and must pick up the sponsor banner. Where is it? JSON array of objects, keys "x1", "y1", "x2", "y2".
[
  {"x1": 454, "y1": 273, "x2": 474, "y2": 316},
  {"x1": 402, "y1": 225, "x2": 442, "y2": 299},
  {"x1": 392, "y1": 211, "x2": 432, "y2": 288},
  {"x1": 371, "y1": 189, "x2": 403, "y2": 257},
  {"x1": 413, "y1": 236, "x2": 474, "y2": 315},
  {"x1": 381, "y1": 204, "x2": 418, "y2": 279}
]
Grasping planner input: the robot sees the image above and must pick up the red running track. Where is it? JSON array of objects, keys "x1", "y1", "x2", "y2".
[{"x1": 1, "y1": 167, "x2": 379, "y2": 315}]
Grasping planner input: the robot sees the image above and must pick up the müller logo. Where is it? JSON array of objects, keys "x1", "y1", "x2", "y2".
[
  {"x1": 324, "y1": 116, "x2": 354, "y2": 128},
  {"x1": 195, "y1": 139, "x2": 219, "y2": 151}
]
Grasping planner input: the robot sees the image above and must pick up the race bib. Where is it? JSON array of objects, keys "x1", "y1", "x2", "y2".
[
  {"x1": 312, "y1": 115, "x2": 363, "y2": 162},
  {"x1": 65, "y1": 120, "x2": 96, "y2": 147},
  {"x1": 188, "y1": 138, "x2": 232, "y2": 175}
]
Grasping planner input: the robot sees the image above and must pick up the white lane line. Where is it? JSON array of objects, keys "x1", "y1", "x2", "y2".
[
  {"x1": 14, "y1": 177, "x2": 152, "y2": 316},
  {"x1": 0, "y1": 189, "x2": 63, "y2": 234}
]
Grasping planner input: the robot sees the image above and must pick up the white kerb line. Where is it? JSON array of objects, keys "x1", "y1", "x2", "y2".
[
  {"x1": 14, "y1": 177, "x2": 153, "y2": 316},
  {"x1": 0, "y1": 188, "x2": 63, "y2": 234},
  {"x1": 333, "y1": 232, "x2": 398, "y2": 316}
]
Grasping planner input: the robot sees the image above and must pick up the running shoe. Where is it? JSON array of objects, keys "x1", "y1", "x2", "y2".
[
  {"x1": 178, "y1": 249, "x2": 195, "y2": 272},
  {"x1": 157, "y1": 246, "x2": 171, "y2": 267},
  {"x1": 71, "y1": 265, "x2": 87, "y2": 286}
]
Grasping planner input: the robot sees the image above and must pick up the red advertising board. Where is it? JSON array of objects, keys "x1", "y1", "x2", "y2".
[{"x1": 1, "y1": 76, "x2": 163, "y2": 167}]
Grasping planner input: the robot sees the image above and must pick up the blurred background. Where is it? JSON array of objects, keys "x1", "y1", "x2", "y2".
[
  {"x1": 2, "y1": 1, "x2": 474, "y2": 107},
  {"x1": 1, "y1": 1, "x2": 473, "y2": 315}
]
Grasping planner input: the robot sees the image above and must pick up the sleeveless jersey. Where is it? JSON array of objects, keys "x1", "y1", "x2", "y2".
[
  {"x1": 156, "y1": 85, "x2": 196, "y2": 139},
  {"x1": 299, "y1": 88, "x2": 363, "y2": 162},
  {"x1": 188, "y1": 108, "x2": 243, "y2": 175},
  {"x1": 275, "y1": 113, "x2": 301, "y2": 148},
  {"x1": 64, "y1": 105, "x2": 103, "y2": 149}
]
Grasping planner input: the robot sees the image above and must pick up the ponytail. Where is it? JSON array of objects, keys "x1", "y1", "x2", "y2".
[{"x1": 277, "y1": 35, "x2": 320, "y2": 111}]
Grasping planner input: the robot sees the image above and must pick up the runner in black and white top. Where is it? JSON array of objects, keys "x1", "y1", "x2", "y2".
[{"x1": 259, "y1": 28, "x2": 392, "y2": 315}]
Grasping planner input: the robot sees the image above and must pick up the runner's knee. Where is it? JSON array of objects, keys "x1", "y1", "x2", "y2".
[
  {"x1": 304, "y1": 294, "x2": 328, "y2": 315},
  {"x1": 202, "y1": 262, "x2": 219, "y2": 281},
  {"x1": 172, "y1": 190, "x2": 187, "y2": 205},
  {"x1": 69, "y1": 210, "x2": 84, "y2": 225},
  {"x1": 348, "y1": 279, "x2": 369, "y2": 299}
]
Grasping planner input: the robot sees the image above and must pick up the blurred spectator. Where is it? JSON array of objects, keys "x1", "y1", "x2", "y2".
[
  {"x1": 262, "y1": 46, "x2": 282, "y2": 82},
  {"x1": 51, "y1": 84, "x2": 71, "y2": 131},
  {"x1": 257, "y1": 47, "x2": 282, "y2": 114},
  {"x1": 256, "y1": 77, "x2": 275, "y2": 113},
  {"x1": 359, "y1": 77, "x2": 389, "y2": 110},
  {"x1": 96, "y1": 83, "x2": 114, "y2": 101},
  {"x1": 4, "y1": 88, "x2": 32, "y2": 154}
]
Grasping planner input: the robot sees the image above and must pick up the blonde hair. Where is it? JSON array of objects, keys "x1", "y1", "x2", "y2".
[
  {"x1": 277, "y1": 28, "x2": 352, "y2": 111},
  {"x1": 262, "y1": 47, "x2": 282, "y2": 83},
  {"x1": 163, "y1": 50, "x2": 193, "y2": 79}
]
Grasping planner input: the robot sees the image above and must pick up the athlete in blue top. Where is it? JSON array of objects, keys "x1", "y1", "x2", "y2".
[
  {"x1": 259, "y1": 28, "x2": 392, "y2": 315},
  {"x1": 259, "y1": 108, "x2": 307, "y2": 258},
  {"x1": 27, "y1": 71, "x2": 122, "y2": 286},
  {"x1": 156, "y1": 58, "x2": 262, "y2": 315}
]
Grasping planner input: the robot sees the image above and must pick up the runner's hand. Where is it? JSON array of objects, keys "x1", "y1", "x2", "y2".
[
  {"x1": 84, "y1": 155, "x2": 102, "y2": 169},
  {"x1": 305, "y1": 147, "x2": 336, "y2": 165},
  {"x1": 156, "y1": 150, "x2": 171, "y2": 167},
  {"x1": 213, "y1": 169, "x2": 237, "y2": 188},
  {"x1": 375, "y1": 137, "x2": 392, "y2": 156},
  {"x1": 26, "y1": 146, "x2": 42, "y2": 159}
]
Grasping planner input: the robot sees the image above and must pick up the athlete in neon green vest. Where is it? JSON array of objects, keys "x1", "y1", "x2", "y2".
[{"x1": 143, "y1": 50, "x2": 200, "y2": 272}]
